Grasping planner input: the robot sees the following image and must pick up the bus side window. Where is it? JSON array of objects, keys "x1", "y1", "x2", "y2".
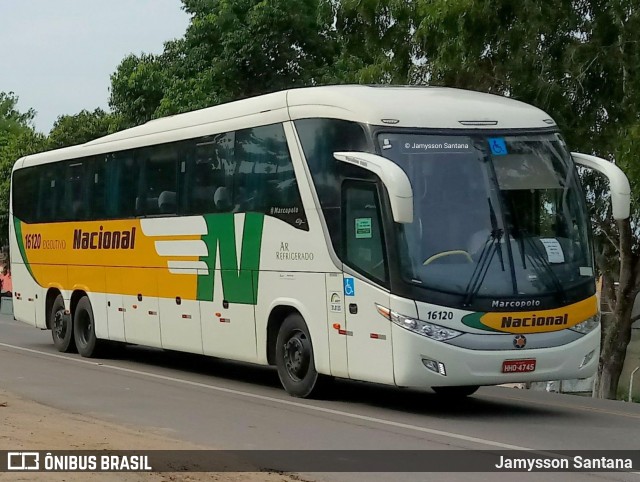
[
  {"x1": 109, "y1": 151, "x2": 140, "y2": 218},
  {"x1": 235, "y1": 124, "x2": 305, "y2": 223},
  {"x1": 62, "y1": 160, "x2": 87, "y2": 221},
  {"x1": 184, "y1": 132, "x2": 235, "y2": 215},
  {"x1": 12, "y1": 168, "x2": 38, "y2": 223},
  {"x1": 139, "y1": 144, "x2": 179, "y2": 216},
  {"x1": 37, "y1": 164, "x2": 63, "y2": 223},
  {"x1": 90, "y1": 156, "x2": 108, "y2": 220}
]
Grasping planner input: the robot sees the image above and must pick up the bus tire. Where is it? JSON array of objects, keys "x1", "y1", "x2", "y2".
[
  {"x1": 432, "y1": 385, "x2": 479, "y2": 398},
  {"x1": 51, "y1": 294, "x2": 75, "y2": 353},
  {"x1": 73, "y1": 296, "x2": 100, "y2": 358},
  {"x1": 275, "y1": 313, "x2": 323, "y2": 398}
]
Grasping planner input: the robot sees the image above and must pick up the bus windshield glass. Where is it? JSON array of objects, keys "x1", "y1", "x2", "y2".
[{"x1": 377, "y1": 132, "x2": 593, "y2": 298}]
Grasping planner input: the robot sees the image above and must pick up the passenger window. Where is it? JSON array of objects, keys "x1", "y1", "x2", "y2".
[
  {"x1": 184, "y1": 124, "x2": 306, "y2": 229},
  {"x1": 184, "y1": 132, "x2": 235, "y2": 215},
  {"x1": 12, "y1": 168, "x2": 38, "y2": 223},
  {"x1": 110, "y1": 151, "x2": 140, "y2": 218},
  {"x1": 343, "y1": 182, "x2": 387, "y2": 283},
  {"x1": 62, "y1": 160, "x2": 87, "y2": 221},
  {"x1": 90, "y1": 156, "x2": 108, "y2": 219},
  {"x1": 140, "y1": 144, "x2": 179, "y2": 215},
  {"x1": 235, "y1": 124, "x2": 307, "y2": 228},
  {"x1": 37, "y1": 164, "x2": 63, "y2": 223}
]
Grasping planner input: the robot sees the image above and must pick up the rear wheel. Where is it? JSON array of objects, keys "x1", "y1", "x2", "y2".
[
  {"x1": 432, "y1": 385, "x2": 479, "y2": 398},
  {"x1": 275, "y1": 314, "x2": 323, "y2": 398},
  {"x1": 51, "y1": 294, "x2": 75, "y2": 353},
  {"x1": 73, "y1": 296, "x2": 101, "y2": 358}
]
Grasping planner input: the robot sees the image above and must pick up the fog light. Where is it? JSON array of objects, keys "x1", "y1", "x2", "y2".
[
  {"x1": 422, "y1": 358, "x2": 447, "y2": 376},
  {"x1": 579, "y1": 350, "x2": 595, "y2": 369}
]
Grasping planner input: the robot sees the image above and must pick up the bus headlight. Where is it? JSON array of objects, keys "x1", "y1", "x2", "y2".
[
  {"x1": 376, "y1": 305, "x2": 462, "y2": 341},
  {"x1": 570, "y1": 313, "x2": 600, "y2": 335}
]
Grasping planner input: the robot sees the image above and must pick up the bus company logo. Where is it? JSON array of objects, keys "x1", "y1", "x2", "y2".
[
  {"x1": 513, "y1": 334, "x2": 527, "y2": 349},
  {"x1": 73, "y1": 227, "x2": 137, "y2": 250},
  {"x1": 491, "y1": 299, "x2": 541, "y2": 309},
  {"x1": 501, "y1": 314, "x2": 569, "y2": 329}
]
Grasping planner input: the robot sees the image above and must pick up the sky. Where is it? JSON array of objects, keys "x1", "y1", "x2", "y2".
[{"x1": 0, "y1": 0, "x2": 190, "y2": 133}]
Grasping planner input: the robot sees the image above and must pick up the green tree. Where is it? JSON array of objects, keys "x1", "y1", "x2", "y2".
[
  {"x1": 0, "y1": 92, "x2": 47, "y2": 245},
  {"x1": 48, "y1": 108, "x2": 118, "y2": 149},
  {"x1": 110, "y1": 0, "x2": 334, "y2": 127},
  {"x1": 109, "y1": 53, "x2": 170, "y2": 128},
  {"x1": 321, "y1": 0, "x2": 417, "y2": 84},
  {"x1": 0, "y1": 92, "x2": 36, "y2": 138}
]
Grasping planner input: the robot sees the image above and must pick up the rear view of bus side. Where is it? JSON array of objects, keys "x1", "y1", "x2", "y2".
[{"x1": 9, "y1": 86, "x2": 630, "y2": 398}]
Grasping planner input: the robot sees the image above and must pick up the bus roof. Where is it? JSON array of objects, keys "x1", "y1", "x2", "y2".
[{"x1": 15, "y1": 85, "x2": 556, "y2": 170}]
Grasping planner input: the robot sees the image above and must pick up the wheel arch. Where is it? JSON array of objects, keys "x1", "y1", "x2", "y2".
[
  {"x1": 70, "y1": 289, "x2": 89, "y2": 318},
  {"x1": 266, "y1": 304, "x2": 303, "y2": 365},
  {"x1": 45, "y1": 288, "x2": 64, "y2": 329}
]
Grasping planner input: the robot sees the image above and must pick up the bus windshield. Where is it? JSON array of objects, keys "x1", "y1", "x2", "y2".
[{"x1": 377, "y1": 132, "x2": 593, "y2": 299}]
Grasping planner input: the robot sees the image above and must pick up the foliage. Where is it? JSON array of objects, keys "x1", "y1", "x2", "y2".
[
  {"x1": 0, "y1": 93, "x2": 47, "y2": 245},
  {"x1": 48, "y1": 108, "x2": 118, "y2": 149},
  {"x1": 321, "y1": 0, "x2": 418, "y2": 84},
  {"x1": 110, "y1": 0, "x2": 335, "y2": 127}
]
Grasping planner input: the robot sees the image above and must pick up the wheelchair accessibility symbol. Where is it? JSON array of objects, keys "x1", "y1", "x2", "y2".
[
  {"x1": 488, "y1": 137, "x2": 507, "y2": 156},
  {"x1": 344, "y1": 277, "x2": 355, "y2": 296}
]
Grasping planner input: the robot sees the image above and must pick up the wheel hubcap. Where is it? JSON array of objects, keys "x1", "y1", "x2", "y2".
[{"x1": 283, "y1": 331, "x2": 310, "y2": 382}]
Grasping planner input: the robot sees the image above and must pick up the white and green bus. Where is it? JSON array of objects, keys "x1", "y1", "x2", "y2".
[{"x1": 9, "y1": 85, "x2": 630, "y2": 397}]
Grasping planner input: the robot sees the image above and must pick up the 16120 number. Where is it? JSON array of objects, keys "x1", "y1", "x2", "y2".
[{"x1": 424, "y1": 310, "x2": 454, "y2": 321}]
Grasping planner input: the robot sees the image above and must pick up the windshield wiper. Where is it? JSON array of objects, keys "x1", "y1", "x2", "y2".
[
  {"x1": 463, "y1": 198, "x2": 505, "y2": 307},
  {"x1": 488, "y1": 198, "x2": 505, "y2": 272},
  {"x1": 519, "y1": 229, "x2": 567, "y2": 304},
  {"x1": 463, "y1": 229, "x2": 503, "y2": 307}
]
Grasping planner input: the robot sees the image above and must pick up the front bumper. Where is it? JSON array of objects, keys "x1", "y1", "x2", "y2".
[{"x1": 392, "y1": 323, "x2": 599, "y2": 388}]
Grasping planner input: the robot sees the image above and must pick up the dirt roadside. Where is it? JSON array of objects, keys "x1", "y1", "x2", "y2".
[{"x1": 0, "y1": 389, "x2": 308, "y2": 482}]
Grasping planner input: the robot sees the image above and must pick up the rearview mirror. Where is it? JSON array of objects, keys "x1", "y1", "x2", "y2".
[
  {"x1": 333, "y1": 152, "x2": 413, "y2": 223},
  {"x1": 571, "y1": 152, "x2": 631, "y2": 220}
]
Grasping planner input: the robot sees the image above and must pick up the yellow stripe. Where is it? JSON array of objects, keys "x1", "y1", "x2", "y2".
[
  {"x1": 479, "y1": 296, "x2": 598, "y2": 333},
  {"x1": 19, "y1": 220, "x2": 199, "y2": 299}
]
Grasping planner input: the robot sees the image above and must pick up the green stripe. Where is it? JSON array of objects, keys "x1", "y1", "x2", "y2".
[
  {"x1": 197, "y1": 213, "x2": 264, "y2": 304},
  {"x1": 12, "y1": 216, "x2": 38, "y2": 284},
  {"x1": 461, "y1": 312, "x2": 501, "y2": 332}
]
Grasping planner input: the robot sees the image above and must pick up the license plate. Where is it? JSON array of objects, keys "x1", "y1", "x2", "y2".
[{"x1": 502, "y1": 359, "x2": 536, "y2": 373}]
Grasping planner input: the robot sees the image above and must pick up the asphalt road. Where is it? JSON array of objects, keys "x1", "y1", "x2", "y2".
[{"x1": 1, "y1": 314, "x2": 639, "y2": 482}]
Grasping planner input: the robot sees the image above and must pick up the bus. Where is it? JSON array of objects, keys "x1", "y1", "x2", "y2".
[{"x1": 9, "y1": 85, "x2": 630, "y2": 398}]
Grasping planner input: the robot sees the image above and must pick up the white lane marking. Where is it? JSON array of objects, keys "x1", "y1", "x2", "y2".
[
  {"x1": 140, "y1": 217, "x2": 207, "y2": 236},
  {"x1": 168, "y1": 261, "x2": 209, "y2": 275},
  {"x1": 155, "y1": 240, "x2": 207, "y2": 257},
  {"x1": 1, "y1": 340, "x2": 640, "y2": 473}
]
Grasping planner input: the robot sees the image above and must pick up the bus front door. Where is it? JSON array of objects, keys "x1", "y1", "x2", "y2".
[
  {"x1": 342, "y1": 181, "x2": 394, "y2": 385},
  {"x1": 343, "y1": 275, "x2": 393, "y2": 384}
]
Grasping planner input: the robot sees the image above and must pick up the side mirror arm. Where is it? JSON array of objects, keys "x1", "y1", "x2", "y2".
[{"x1": 333, "y1": 152, "x2": 413, "y2": 223}]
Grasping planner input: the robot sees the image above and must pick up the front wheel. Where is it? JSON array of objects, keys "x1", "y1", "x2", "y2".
[
  {"x1": 275, "y1": 314, "x2": 323, "y2": 398},
  {"x1": 73, "y1": 296, "x2": 101, "y2": 358},
  {"x1": 51, "y1": 294, "x2": 75, "y2": 353},
  {"x1": 432, "y1": 385, "x2": 479, "y2": 398}
]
